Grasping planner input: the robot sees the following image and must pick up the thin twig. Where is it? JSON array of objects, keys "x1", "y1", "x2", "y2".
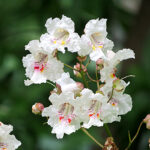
[
  {"x1": 86, "y1": 72, "x2": 99, "y2": 83},
  {"x1": 64, "y1": 63, "x2": 79, "y2": 72},
  {"x1": 81, "y1": 128, "x2": 104, "y2": 148},
  {"x1": 96, "y1": 69, "x2": 100, "y2": 90},
  {"x1": 80, "y1": 62, "x2": 89, "y2": 88},
  {"x1": 125, "y1": 121, "x2": 144, "y2": 150},
  {"x1": 85, "y1": 59, "x2": 91, "y2": 68}
]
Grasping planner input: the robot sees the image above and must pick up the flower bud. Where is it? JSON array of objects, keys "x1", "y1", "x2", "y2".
[
  {"x1": 77, "y1": 56, "x2": 87, "y2": 62},
  {"x1": 76, "y1": 82, "x2": 84, "y2": 91},
  {"x1": 52, "y1": 49, "x2": 58, "y2": 57},
  {"x1": 32, "y1": 103, "x2": 44, "y2": 115},
  {"x1": 96, "y1": 59, "x2": 104, "y2": 70},
  {"x1": 73, "y1": 63, "x2": 87, "y2": 78},
  {"x1": 144, "y1": 114, "x2": 150, "y2": 130}
]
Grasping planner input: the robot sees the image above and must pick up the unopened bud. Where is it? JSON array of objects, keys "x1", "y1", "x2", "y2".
[
  {"x1": 76, "y1": 82, "x2": 84, "y2": 91},
  {"x1": 32, "y1": 103, "x2": 44, "y2": 115},
  {"x1": 96, "y1": 59, "x2": 104, "y2": 70},
  {"x1": 56, "y1": 83, "x2": 62, "y2": 94},
  {"x1": 144, "y1": 114, "x2": 150, "y2": 123},
  {"x1": 144, "y1": 114, "x2": 150, "y2": 130},
  {"x1": 50, "y1": 84, "x2": 62, "y2": 95},
  {"x1": 74, "y1": 63, "x2": 87, "y2": 78},
  {"x1": 77, "y1": 56, "x2": 87, "y2": 62},
  {"x1": 52, "y1": 49, "x2": 58, "y2": 57}
]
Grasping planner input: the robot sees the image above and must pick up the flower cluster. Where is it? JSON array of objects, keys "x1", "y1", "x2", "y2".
[
  {"x1": 0, "y1": 122, "x2": 21, "y2": 150},
  {"x1": 23, "y1": 15, "x2": 135, "y2": 139}
]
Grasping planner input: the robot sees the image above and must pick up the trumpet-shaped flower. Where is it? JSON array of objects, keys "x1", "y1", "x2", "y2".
[
  {"x1": 100, "y1": 49, "x2": 135, "y2": 95},
  {"x1": 56, "y1": 73, "x2": 81, "y2": 94},
  {"x1": 78, "y1": 19, "x2": 114, "y2": 61},
  {"x1": 100, "y1": 49, "x2": 135, "y2": 83},
  {"x1": 23, "y1": 40, "x2": 64, "y2": 85},
  {"x1": 42, "y1": 92, "x2": 82, "y2": 139},
  {"x1": 40, "y1": 15, "x2": 80, "y2": 54},
  {"x1": 77, "y1": 89, "x2": 107, "y2": 129},
  {"x1": 0, "y1": 122, "x2": 21, "y2": 150}
]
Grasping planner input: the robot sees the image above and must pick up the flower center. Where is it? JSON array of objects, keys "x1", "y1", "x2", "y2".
[
  {"x1": 53, "y1": 28, "x2": 69, "y2": 45},
  {"x1": 90, "y1": 33, "x2": 103, "y2": 50},
  {"x1": 0, "y1": 143, "x2": 7, "y2": 150},
  {"x1": 58, "y1": 103, "x2": 75, "y2": 124},
  {"x1": 109, "y1": 98, "x2": 118, "y2": 106},
  {"x1": 88, "y1": 100, "x2": 101, "y2": 118},
  {"x1": 34, "y1": 53, "x2": 48, "y2": 72}
]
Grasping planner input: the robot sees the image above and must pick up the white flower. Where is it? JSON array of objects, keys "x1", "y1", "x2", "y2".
[
  {"x1": 23, "y1": 40, "x2": 64, "y2": 85},
  {"x1": 100, "y1": 103, "x2": 121, "y2": 123},
  {"x1": 77, "y1": 89, "x2": 107, "y2": 129},
  {"x1": 40, "y1": 15, "x2": 80, "y2": 54},
  {"x1": 42, "y1": 92, "x2": 81, "y2": 139},
  {"x1": 78, "y1": 19, "x2": 113, "y2": 61},
  {"x1": 108, "y1": 92, "x2": 132, "y2": 115},
  {"x1": 100, "y1": 49, "x2": 135, "y2": 83},
  {"x1": 56, "y1": 73, "x2": 80, "y2": 93},
  {"x1": 0, "y1": 122, "x2": 21, "y2": 150}
]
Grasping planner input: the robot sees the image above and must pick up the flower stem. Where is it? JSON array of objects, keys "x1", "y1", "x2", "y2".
[
  {"x1": 96, "y1": 69, "x2": 100, "y2": 90},
  {"x1": 104, "y1": 124, "x2": 112, "y2": 137},
  {"x1": 125, "y1": 121, "x2": 144, "y2": 150},
  {"x1": 64, "y1": 63, "x2": 78, "y2": 71},
  {"x1": 85, "y1": 59, "x2": 91, "y2": 68},
  {"x1": 80, "y1": 62, "x2": 89, "y2": 88},
  {"x1": 86, "y1": 72, "x2": 99, "y2": 83},
  {"x1": 81, "y1": 71, "x2": 89, "y2": 88},
  {"x1": 81, "y1": 128, "x2": 104, "y2": 148}
]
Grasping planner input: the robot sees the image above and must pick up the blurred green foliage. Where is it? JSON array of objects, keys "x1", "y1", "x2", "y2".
[{"x1": 0, "y1": 0, "x2": 150, "y2": 149}]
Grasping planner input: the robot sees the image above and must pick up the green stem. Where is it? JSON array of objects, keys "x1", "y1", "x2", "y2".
[
  {"x1": 80, "y1": 62, "x2": 89, "y2": 88},
  {"x1": 85, "y1": 59, "x2": 91, "y2": 68},
  {"x1": 81, "y1": 71, "x2": 88, "y2": 88},
  {"x1": 96, "y1": 69, "x2": 100, "y2": 90},
  {"x1": 104, "y1": 124, "x2": 112, "y2": 137},
  {"x1": 86, "y1": 72, "x2": 98, "y2": 83},
  {"x1": 81, "y1": 128, "x2": 104, "y2": 148},
  {"x1": 125, "y1": 121, "x2": 144, "y2": 150},
  {"x1": 64, "y1": 63, "x2": 79, "y2": 72}
]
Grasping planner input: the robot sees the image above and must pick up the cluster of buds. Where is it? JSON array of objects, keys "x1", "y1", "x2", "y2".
[{"x1": 73, "y1": 63, "x2": 87, "y2": 78}]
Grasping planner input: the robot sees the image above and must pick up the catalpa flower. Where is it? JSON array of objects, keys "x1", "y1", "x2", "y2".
[
  {"x1": 100, "y1": 49, "x2": 135, "y2": 83},
  {"x1": 78, "y1": 18, "x2": 114, "y2": 61},
  {"x1": 0, "y1": 122, "x2": 21, "y2": 150},
  {"x1": 77, "y1": 89, "x2": 107, "y2": 129},
  {"x1": 56, "y1": 73, "x2": 83, "y2": 95},
  {"x1": 40, "y1": 15, "x2": 80, "y2": 54},
  {"x1": 42, "y1": 92, "x2": 81, "y2": 139},
  {"x1": 100, "y1": 92, "x2": 132, "y2": 123},
  {"x1": 23, "y1": 40, "x2": 64, "y2": 85},
  {"x1": 99, "y1": 49, "x2": 134, "y2": 95},
  {"x1": 108, "y1": 92, "x2": 132, "y2": 115}
]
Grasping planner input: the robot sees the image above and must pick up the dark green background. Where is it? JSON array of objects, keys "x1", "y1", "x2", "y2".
[{"x1": 0, "y1": 0, "x2": 150, "y2": 149}]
